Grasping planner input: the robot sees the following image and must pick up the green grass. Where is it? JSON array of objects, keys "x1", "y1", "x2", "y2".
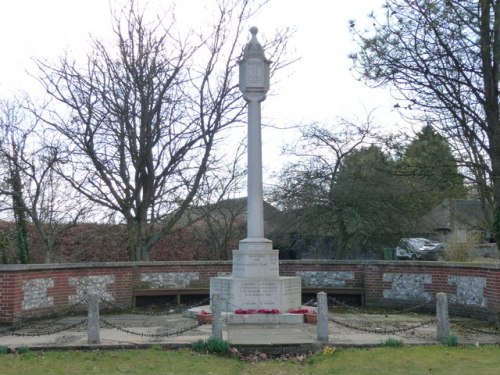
[
  {"x1": 440, "y1": 333, "x2": 458, "y2": 347},
  {"x1": 381, "y1": 337, "x2": 404, "y2": 347},
  {"x1": 191, "y1": 337, "x2": 231, "y2": 354},
  {"x1": 0, "y1": 346, "x2": 498, "y2": 375}
]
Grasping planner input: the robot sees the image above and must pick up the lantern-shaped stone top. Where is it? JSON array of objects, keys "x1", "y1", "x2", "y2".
[{"x1": 239, "y1": 27, "x2": 270, "y2": 99}]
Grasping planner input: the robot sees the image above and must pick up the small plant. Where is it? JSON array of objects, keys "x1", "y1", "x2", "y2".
[
  {"x1": 381, "y1": 338, "x2": 404, "y2": 347},
  {"x1": 191, "y1": 339, "x2": 206, "y2": 353},
  {"x1": 322, "y1": 346, "x2": 336, "y2": 356},
  {"x1": 0, "y1": 345, "x2": 9, "y2": 355},
  {"x1": 205, "y1": 337, "x2": 230, "y2": 354},
  {"x1": 17, "y1": 345, "x2": 31, "y2": 354},
  {"x1": 191, "y1": 337, "x2": 230, "y2": 355},
  {"x1": 150, "y1": 344, "x2": 163, "y2": 351},
  {"x1": 441, "y1": 334, "x2": 458, "y2": 347},
  {"x1": 17, "y1": 345, "x2": 35, "y2": 359}
]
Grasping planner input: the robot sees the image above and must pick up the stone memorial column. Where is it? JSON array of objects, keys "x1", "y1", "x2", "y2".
[{"x1": 210, "y1": 27, "x2": 301, "y2": 316}]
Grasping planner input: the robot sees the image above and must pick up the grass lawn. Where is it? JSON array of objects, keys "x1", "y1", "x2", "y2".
[{"x1": 0, "y1": 345, "x2": 498, "y2": 375}]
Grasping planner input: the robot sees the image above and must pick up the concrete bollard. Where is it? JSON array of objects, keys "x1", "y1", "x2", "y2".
[
  {"x1": 211, "y1": 293, "x2": 223, "y2": 340},
  {"x1": 436, "y1": 292, "x2": 450, "y2": 342},
  {"x1": 87, "y1": 294, "x2": 100, "y2": 344},
  {"x1": 317, "y1": 292, "x2": 329, "y2": 342}
]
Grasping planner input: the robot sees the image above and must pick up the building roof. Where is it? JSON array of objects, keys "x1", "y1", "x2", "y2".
[{"x1": 420, "y1": 199, "x2": 491, "y2": 232}]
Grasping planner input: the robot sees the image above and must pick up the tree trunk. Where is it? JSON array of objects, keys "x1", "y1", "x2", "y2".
[
  {"x1": 11, "y1": 168, "x2": 30, "y2": 264},
  {"x1": 481, "y1": 0, "x2": 500, "y2": 242},
  {"x1": 127, "y1": 217, "x2": 151, "y2": 261}
]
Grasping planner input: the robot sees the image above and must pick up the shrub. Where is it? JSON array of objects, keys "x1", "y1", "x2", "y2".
[
  {"x1": 381, "y1": 338, "x2": 404, "y2": 347},
  {"x1": 441, "y1": 334, "x2": 458, "y2": 347},
  {"x1": 0, "y1": 346, "x2": 9, "y2": 355},
  {"x1": 191, "y1": 337, "x2": 230, "y2": 355},
  {"x1": 17, "y1": 346, "x2": 31, "y2": 354},
  {"x1": 444, "y1": 243, "x2": 470, "y2": 262}
]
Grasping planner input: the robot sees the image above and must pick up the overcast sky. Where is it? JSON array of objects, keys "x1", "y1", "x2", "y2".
[{"x1": 0, "y1": 0, "x2": 400, "y2": 178}]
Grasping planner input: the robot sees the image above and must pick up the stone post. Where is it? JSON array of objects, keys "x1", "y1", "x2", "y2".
[
  {"x1": 211, "y1": 293, "x2": 223, "y2": 340},
  {"x1": 436, "y1": 292, "x2": 450, "y2": 342},
  {"x1": 87, "y1": 294, "x2": 100, "y2": 344},
  {"x1": 317, "y1": 292, "x2": 329, "y2": 342}
]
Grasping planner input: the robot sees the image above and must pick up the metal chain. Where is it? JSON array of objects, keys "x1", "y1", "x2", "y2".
[
  {"x1": 101, "y1": 297, "x2": 210, "y2": 316},
  {"x1": 387, "y1": 300, "x2": 434, "y2": 315},
  {"x1": 328, "y1": 297, "x2": 364, "y2": 313},
  {"x1": 1, "y1": 319, "x2": 87, "y2": 337},
  {"x1": 191, "y1": 297, "x2": 210, "y2": 308},
  {"x1": 327, "y1": 296, "x2": 433, "y2": 316},
  {"x1": 451, "y1": 320, "x2": 500, "y2": 336},
  {"x1": 101, "y1": 319, "x2": 200, "y2": 338},
  {"x1": 0, "y1": 301, "x2": 87, "y2": 337},
  {"x1": 0, "y1": 300, "x2": 86, "y2": 323},
  {"x1": 0, "y1": 296, "x2": 208, "y2": 338},
  {"x1": 302, "y1": 298, "x2": 317, "y2": 307},
  {"x1": 328, "y1": 315, "x2": 435, "y2": 335},
  {"x1": 100, "y1": 299, "x2": 180, "y2": 316}
]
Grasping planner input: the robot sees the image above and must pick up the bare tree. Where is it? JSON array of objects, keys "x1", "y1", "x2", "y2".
[
  {"x1": 273, "y1": 116, "x2": 377, "y2": 211},
  {"x1": 0, "y1": 100, "x2": 30, "y2": 263},
  {"x1": 34, "y1": 0, "x2": 294, "y2": 261},
  {"x1": 185, "y1": 140, "x2": 247, "y2": 260},
  {"x1": 350, "y1": 0, "x2": 500, "y2": 236},
  {"x1": 270, "y1": 116, "x2": 380, "y2": 258},
  {"x1": 0, "y1": 99, "x2": 89, "y2": 263}
]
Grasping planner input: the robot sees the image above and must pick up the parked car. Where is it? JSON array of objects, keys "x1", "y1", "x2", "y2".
[{"x1": 395, "y1": 238, "x2": 445, "y2": 261}]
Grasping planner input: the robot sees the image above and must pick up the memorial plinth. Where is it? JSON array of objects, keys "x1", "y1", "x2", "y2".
[
  {"x1": 209, "y1": 27, "x2": 301, "y2": 320},
  {"x1": 210, "y1": 241, "x2": 301, "y2": 313}
]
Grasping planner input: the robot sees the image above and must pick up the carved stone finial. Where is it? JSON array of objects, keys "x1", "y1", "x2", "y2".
[{"x1": 243, "y1": 26, "x2": 266, "y2": 60}]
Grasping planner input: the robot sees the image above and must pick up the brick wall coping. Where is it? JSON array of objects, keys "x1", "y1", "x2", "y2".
[
  {"x1": 0, "y1": 260, "x2": 233, "y2": 272},
  {"x1": 280, "y1": 259, "x2": 500, "y2": 270},
  {"x1": 0, "y1": 259, "x2": 498, "y2": 271}
]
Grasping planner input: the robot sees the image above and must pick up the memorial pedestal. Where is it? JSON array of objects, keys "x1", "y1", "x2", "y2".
[{"x1": 210, "y1": 240, "x2": 302, "y2": 317}]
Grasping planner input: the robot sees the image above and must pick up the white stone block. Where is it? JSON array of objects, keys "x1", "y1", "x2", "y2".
[
  {"x1": 238, "y1": 238, "x2": 273, "y2": 251},
  {"x1": 232, "y1": 249, "x2": 279, "y2": 278},
  {"x1": 210, "y1": 276, "x2": 301, "y2": 312},
  {"x1": 227, "y1": 313, "x2": 304, "y2": 325}
]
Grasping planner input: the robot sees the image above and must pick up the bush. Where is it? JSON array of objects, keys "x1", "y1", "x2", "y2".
[
  {"x1": 191, "y1": 337, "x2": 230, "y2": 355},
  {"x1": 0, "y1": 346, "x2": 9, "y2": 355},
  {"x1": 17, "y1": 346, "x2": 31, "y2": 354},
  {"x1": 441, "y1": 334, "x2": 458, "y2": 347},
  {"x1": 445, "y1": 243, "x2": 470, "y2": 262},
  {"x1": 381, "y1": 338, "x2": 404, "y2": 347}
]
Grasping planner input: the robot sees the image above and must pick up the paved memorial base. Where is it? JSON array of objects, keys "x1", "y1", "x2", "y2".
[
  {"x1": 187, "y1": 305, "x2": 307, "y2": 324},
  {"x1": 1, "y1": 312, "x2": 498, "y2": 352}
]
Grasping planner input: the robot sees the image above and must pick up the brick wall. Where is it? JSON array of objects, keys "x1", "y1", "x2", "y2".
[{"x1": 0, "y1": 260, "x2": 498, "y2": 324}]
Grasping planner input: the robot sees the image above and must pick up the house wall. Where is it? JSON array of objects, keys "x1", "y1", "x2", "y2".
[{"x1": 0, "y1": 260, "x2": 498, "y2": 324}]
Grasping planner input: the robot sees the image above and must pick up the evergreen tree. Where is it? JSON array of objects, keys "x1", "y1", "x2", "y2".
[{"x1": 400, "y1": 125, "x2": 467, "y2": 212}]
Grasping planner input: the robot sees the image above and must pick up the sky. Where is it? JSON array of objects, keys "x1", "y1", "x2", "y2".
[{"x1": 0, "y1": 0, "x2": 400, "y2": 180}]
